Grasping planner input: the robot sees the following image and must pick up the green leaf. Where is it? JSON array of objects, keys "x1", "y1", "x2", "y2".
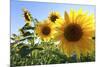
[
  {"x1": 18, "y1": 46, "x2": 31, "y2": 58},
  {"x1": 10, "y1": 37, "x2": 15, "y2": 40},
  {"x1": 22, "y1": 31, "x2": 32, "y2": 37},
  {"x1": 22, "y1": 26, "x2": 35, "y2": 30},
  {"x1": 12, "y1": 34, "x2": 17, "y2": 37},
  {"x1": 31, "y1": 47, "x2": 43, "y2": 51},
  {"x1": 24, "y1": 23, "x2": 30, "y2": 26}
]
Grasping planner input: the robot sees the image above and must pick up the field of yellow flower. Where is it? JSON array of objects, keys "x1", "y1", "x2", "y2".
[{"x1": 10, "y1": 8, "x2": 95, "y2": 66}]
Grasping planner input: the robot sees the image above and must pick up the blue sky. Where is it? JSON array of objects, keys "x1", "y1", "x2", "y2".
[{"x1": 11, "y1": 0, "x2": 96, "y2": 34}]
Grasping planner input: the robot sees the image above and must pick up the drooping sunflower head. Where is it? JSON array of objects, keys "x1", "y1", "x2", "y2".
[
  {"x1": 35, "y1": 20, "x2": 56, "y2": 41},
  {"x1": 22, "y1": 8, "x2": 32, "y2": 25},
  {"x1": 48, "y1": 11, "x2": 61, "y2": 22},
  {"x1": 55, "y1": 9, "x2": 95, "y2": 59}
]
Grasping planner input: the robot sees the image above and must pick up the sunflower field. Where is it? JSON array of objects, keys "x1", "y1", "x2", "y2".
[{"x1": 10, "y1": 8, "x2": 95, "y2": 66}]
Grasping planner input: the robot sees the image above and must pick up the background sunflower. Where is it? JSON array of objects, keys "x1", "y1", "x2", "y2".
[
  {"x1": 35, "y1": 20, "x2": 56, "y2": 41},
  {"x1": 48, "y1": 11, "x2": 61, "y2": 23},
  {"x1": 22, "y1": 8, "x2": 33, "y2": 25}
]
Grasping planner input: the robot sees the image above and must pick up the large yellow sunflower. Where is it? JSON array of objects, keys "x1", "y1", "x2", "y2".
[
  {"x1": 55, "y1": 9, "x2": 95, "y2": 59},
  {"x1": 35, "y1": 20, "x2": 56, "y2": 41},
  {"x1": 22, "y1": 8, "x2": 32, "y2": 25},
  {"x1": 48, "y1": 11, "x2": 61, "y2": 22}
]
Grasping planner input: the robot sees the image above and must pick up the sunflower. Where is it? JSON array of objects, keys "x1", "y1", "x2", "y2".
[
  {"x1": 55, "y1": 9, "x2": 95, "y2": 59},
  {"x1": 48, "y1": 11, "x2": 61, "y2": 22},
  {"x1": 35, "y1": 20, "x2": 56, "y2": 41},
  {"x1": 22, "y1": 8, "x2": 32, "y2": 25}
]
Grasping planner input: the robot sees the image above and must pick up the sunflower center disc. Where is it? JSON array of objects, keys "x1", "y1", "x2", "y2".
[
  {"x1": 24, "y1": 12, "x2": 30, "y2": 21},
  {"x1": 64, "y1": 24, "x2": 83, "y2": 42},
  {"x1": 42, "y1": 26, "x2": 51, "y2": 35},
  {"x1": 50, "y1": 15, "x2": 58, "y2": 22}
]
